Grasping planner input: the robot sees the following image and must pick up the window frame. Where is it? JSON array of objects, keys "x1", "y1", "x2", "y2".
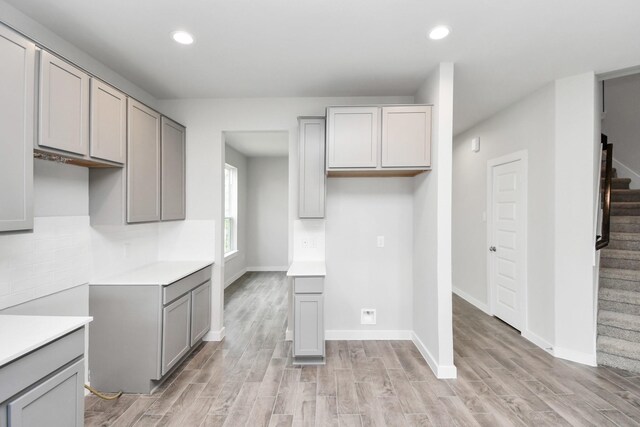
[{"x1": 224, "y1": 163, "x2": 238, "y2": 258}]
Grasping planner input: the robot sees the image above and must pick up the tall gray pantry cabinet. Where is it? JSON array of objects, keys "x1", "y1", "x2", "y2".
[{"x1": 0, "y1": 26, "x2": 34, "y2": 232}]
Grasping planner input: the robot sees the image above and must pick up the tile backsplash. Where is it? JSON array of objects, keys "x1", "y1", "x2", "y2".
[{"x1": 0, "y1": 216, "x2": 91, "y2": 310}]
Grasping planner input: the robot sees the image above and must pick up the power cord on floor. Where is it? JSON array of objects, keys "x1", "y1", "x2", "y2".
[{"x1": 84, "y1": 384, "x2": 123, "y2": 400}]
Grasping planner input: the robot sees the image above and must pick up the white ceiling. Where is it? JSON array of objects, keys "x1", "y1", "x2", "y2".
[
  {"x1": 6, "y1": 0, "x2": 640, "y2": 133},
  {"x1": 225, "y1": 131, "x2": 289, "y2": 157}
]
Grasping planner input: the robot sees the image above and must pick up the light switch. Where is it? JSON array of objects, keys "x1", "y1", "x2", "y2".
[
  {"x1": 377, "y1": 236, "x2": 385, "y2": 247},
  {"x1": 471, "y1": 137, "x2": 480, "y2": 152}
]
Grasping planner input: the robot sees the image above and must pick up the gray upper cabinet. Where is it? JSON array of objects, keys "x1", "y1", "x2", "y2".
[
  {"x1": 298, "y1": 117, "x2": 325, "y2": 218},
  {"x1": 327, "y1": 106, "x2": 379, "y2": 169},
  {"x1": 0, "y1": 26, "x2": 35, "y2": 232},
  {"x1": 38, "y1": 50, "x2": 90, "y2": 156},
  {"x1": 161, "y1": 117, "x2": 186, "y2": 221},
  {"x1": 326, "y1": 104, "x2": 432, "y2": 175},
  {"x1": 381, "y1": 106, "x2": 432, "y2": 168},
  {"x1": 90, "y1": 79, "x2": 126, "y2": 164},
  {"x1": 127, "y1": 99, "x2": 161, "y2": 223}
]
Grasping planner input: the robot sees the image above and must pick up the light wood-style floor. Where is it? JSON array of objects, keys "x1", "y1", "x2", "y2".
[{"x1": 85, "y1": 272, "x2": 640, "y2": 426}]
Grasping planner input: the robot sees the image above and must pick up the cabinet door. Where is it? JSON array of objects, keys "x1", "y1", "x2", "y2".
[
  {"x1": 7, "y1": 359, "x2": 84, "y2": 427},
  {"x1": 0, "y1": 26, "x2": 34, "y2": 232},
  {"x1": 38, "y1": 50, "x2": 89, "y2": 156},
  {"x1": 161, "y1": 117, "x2": 186, "y2": 221},
  {"x1": 127, "y1": 99, "x2": 161, "y2": 223},
  {"x1": 162, "y1": 293, "x2": 191, "y2": 375},
  {"x1": 90, "y1": 79, "x2": 126, "y2": 163},
  {"x1": 190, "y1": 281, "x2": 211, "y2": 346},
  {"x1": 381, "y1": 106, "x2": 431, "y2": 168},
  {"x1": 327, "y1": 107, "x2": 379, "y2": 169},
  {"x1": 294, "y1": 294, "x2": 324, "y2": 357},
  {"x1": 298, "y1": 117, "x2": 325, "y2": 218}
]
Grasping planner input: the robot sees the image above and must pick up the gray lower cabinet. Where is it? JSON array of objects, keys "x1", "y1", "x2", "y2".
[
  {"x1": 0, "y1": 25, "x2": 35, "y2": 232},
  {"x1": 89, "y1": 265, "x2": 212, "y2": 393},
  {"x1": 162, "y1": 293, "x2": 191, "y2": 376},
  {"x1": 293, "y1": 277, "x2": 325, "y2": 361},
  {"x1": 0, "y1": 328, "x2": 85, "y2": 427},
  {"x1": 191, "y1": 282, "x2": 212, "y2": 346}
]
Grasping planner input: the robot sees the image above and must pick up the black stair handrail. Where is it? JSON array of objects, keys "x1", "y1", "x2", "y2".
[{"x1": 596, "y1": 134, "x2": 613, "y2": 250}]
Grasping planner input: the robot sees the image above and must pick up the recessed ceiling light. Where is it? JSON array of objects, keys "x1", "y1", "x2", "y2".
[
  {"x1": 172, "y1": 31, "x2": 194, "y2": 45},
  {"x1": 429, "y1": 25, "x2": 450, "y2": 40}
]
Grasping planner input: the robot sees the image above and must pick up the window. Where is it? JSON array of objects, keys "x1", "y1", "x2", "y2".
[{"x1": 224, "y1": 164, "x2": 238, "y2": 256}]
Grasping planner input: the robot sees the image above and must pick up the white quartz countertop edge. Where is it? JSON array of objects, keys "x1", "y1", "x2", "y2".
[
  {"x1": 90, "y1": 260, "x2": 214, "y2": 286},
  {"x1": 0, "y1": 315, "x2": 92, "y2": 368},
  {"x1": 287, "y1": 260, "x2": 326, "y2": 277}
]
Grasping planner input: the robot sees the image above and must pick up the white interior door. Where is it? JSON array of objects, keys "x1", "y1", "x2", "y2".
[{"x1": 489, "y1": 156, "x2": 526, "y2": 331}]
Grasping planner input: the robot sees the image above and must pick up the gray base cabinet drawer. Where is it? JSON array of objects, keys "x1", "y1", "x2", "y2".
[
  {"x1": 294, "y1": 294, "x2": 324, "y2": 357},
  {"x1": 162, "y1": 293, "x2": 191, "y2": 376},
  {"x1": 163, "y1": 266, "x2": 212, "y2": 304},
  {"x1": 7, "y1": 359, "x2": 84, "y2": 427},
  {"x1": 191, "y1": 281, "x2": 211, "y2": 346}
]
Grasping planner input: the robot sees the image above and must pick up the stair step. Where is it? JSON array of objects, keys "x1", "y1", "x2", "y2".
[
  {"x1": 599, "y1": 310, "x2": 640, "y2": 332},
  {"x1": 598, "y1": 335, "x2": 640, "y2": 361},
  {"x1": 612, "y1": 190, "x2": 640, "y2": 203},
  {"x1": 601, "y1": 250, "x2": 640, "y2": 270},
  {"x1": 598, "y1": 352, "x2": 640, "y2": 373},
  {"x1": 608, "y1": 233, "x2": 640, "y2": 251},
  {"x1": 600, "y1": 268, "x2": 640, "y2": 282},
  {"x1": 603, "y1": 177, "x2": 632, "y2": 190},
  {"x1": 599, "y1": 287, "x2": 640, "y2": 305},
  {"x1": 599, "y1": 325, "x2": 640, "y2": 343},
  {"x1": 612, "y1": 202, "x2": 640, "y2": 216},
  {"x1": 612, "y1": 216, "x2": 640, "y2": 233}
]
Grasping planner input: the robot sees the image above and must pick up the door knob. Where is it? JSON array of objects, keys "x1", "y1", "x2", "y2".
[{"x1": 489, "y1": 246, "x2": 497, "y2": 252}]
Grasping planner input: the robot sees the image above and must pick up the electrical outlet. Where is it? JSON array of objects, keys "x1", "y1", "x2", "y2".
[
  {"x1": 361, "y1": 308, "x2": 376, "y2": 325},
  {"x1": 377, "y1": 236, "x2": 385, "y2": 248},
  {"x1": 301, "y1": 238, "x2": 310, "y2": 249}
]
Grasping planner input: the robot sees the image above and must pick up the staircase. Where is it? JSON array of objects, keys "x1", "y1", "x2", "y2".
[{"x1": 597, "y1": 168, "x2": 640, "y2": 372}]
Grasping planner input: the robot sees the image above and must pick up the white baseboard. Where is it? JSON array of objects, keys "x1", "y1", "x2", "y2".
[
  {"x1": 452, "y1": 287, "x2": 490, "y2": 315},
  {"x1": 246, "y1": 266, "x2": 289, "y2": 272},
  {"x1": 203, "y1": 327, "x2": 226, "y2": 341},
  {"x1": 325, "y1": 330, "x2": 413, "y2": 341},
  {"x1": 225, "y1": 268, "x2": 247, "y2": 288},
  {"x1": 285, "y1": 328, "x2": 293, "y2": 341},
  {"x1": 554, "y1": 346, "x2": 597, "y2": 367},
  {"x1": 522, "y1": 329, "x2": 554, "y2": 355},
  {"x1": 411, "y1": 332, "x2": 457, "y2": 379}
]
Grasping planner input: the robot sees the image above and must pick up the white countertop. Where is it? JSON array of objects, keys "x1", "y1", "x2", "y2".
[
  {"x1": 91, "y1": 260, "x2": 214, "y2": 286},
  {"x1": 287, "y1": 260, "x2": 326, "y2": 277},
  {"x1": 0, "y1": 315, "x2": 92, "y2": 367}
]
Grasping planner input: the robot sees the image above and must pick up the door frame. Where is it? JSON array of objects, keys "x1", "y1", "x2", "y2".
[{"x1": 486, "y1": 150, "x2": 528, "y2": 332}]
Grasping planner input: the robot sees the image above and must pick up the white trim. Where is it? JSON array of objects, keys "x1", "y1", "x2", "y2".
[
  {"x1": 613, "y1": 158, "x2": 640, "y2": 189},
  {"x1": 411, "y1": 332, "x2": 457, "y2": 379},
  {"x1": 598, "y1": 65, "x2": 640, "y2": 81},
  {"x1": 224, "y1": 267, "x2": 247, "y2": 288},
  {"x1": 486, "y1": 150, "x2": 529, "y2": 333},
  {"x1": 203, "y1": 327, "x2": 226, "y2": 342},
  {"x1": 224, "y1": 249, "x2": 239, "y2": 261},
  {"x1": 452, "y1": 287, "x2": 490, "y2": 315},
  {"x1": 553, "y1": 346, "x2": 597, "y2": 367},
  {"x1": 325, "y1": 330, "x2": 412, "y2": 340},
  {"x1": 522, "y1": 329, "x2": 554, "y2": 355},
  {"x1": 247, "y1": 266, "x2": 289, "y2": 272}
]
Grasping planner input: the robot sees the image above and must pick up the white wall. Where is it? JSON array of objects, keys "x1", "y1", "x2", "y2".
[
  {"x1": 325, "y1": 178, "x2": 414, "y2": 337},
  {"x1": 224, "y1": 145, "x2": 248, "y2": 286},
  {"x1": 602, "y1": 73, "x2": 640, "y2": 188},
  {"x1": 554, "y1": 72, "x2": 599, "y2": 365},
  {"x1": 452, "y1": 84, "x2": 556, "y2": 347},
  {"x1": 246, "y1": 156, "x2": 289, "y2": 270},
  {"x1": 158, "y1": 95, "x2": 413, "y2": 340},
  {"x1": 412, "y1": 63, "x2": 456, "y2": 378}
]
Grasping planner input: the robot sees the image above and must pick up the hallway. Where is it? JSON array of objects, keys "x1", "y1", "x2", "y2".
[{"x1": 86, "y1": 272, "x2": 640, "y2": 426}]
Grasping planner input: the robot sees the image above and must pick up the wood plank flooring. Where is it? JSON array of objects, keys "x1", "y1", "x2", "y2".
[{"x1": 86, "y1": 272, "x2": 640, "y2": 426}]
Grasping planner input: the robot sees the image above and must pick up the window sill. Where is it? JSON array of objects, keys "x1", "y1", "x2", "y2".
[{"x1": 224, "y1": 250, "x2": 239, "y2": 261}]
